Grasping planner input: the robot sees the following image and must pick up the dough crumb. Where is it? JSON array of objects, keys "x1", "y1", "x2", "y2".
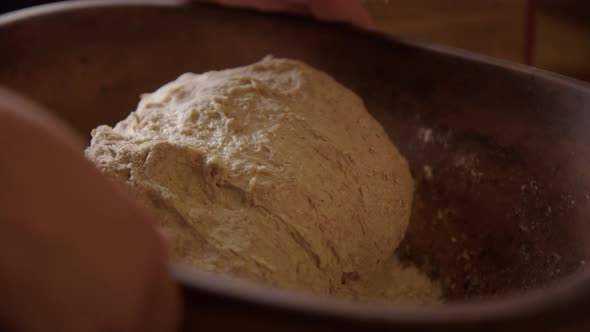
[{"x1": 423, "y1": 165, "x2": 434, "y2": 181}]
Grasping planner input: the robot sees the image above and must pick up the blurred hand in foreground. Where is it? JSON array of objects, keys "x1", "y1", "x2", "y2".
[{"x1": 0, "y1": 89, "x2": 180, "y2": 332}]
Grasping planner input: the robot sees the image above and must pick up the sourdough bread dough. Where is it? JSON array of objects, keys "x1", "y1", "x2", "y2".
[{"x1": 86, "y1": 56, "x2": 415, "y2": 296}]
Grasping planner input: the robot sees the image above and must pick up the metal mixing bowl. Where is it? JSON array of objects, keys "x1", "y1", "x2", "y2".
[{"x1": 1, "y1": 1, "x2": 590, "y2": 331}]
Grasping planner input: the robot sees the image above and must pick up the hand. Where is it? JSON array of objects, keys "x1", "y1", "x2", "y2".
[
  {"x1": 194, "y1": 0, "x2": 373, "y2": 29},
  {"x1": 0, "y1": 88, "x2": 179, "y2": 332}
]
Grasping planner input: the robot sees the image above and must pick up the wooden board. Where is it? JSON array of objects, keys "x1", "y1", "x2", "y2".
[{"x1": 365, "y1": 0, "x2": 528, "y2": 63}]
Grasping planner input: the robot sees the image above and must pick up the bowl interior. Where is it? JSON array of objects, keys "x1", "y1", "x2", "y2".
[{"x1": 1, "y1": 2, "x2": 590, "y2": 303}]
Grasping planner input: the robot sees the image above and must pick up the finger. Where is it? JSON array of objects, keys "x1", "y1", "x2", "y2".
[
  {"x1": 191, "y1": 0, "x2": 373, "y2": 28},
  {"x1": 301, "y1": 0, "x2": 373, "y2": 29},
  {"x1": 196, "y1": 0, "x2": 308, "y2": 14},
  {"x1": 0, "y1": 88, "x2": 180, "y2": 332}
]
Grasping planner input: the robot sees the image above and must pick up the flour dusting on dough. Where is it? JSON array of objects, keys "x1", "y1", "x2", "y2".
[{"x1": 86, "y1": 56, "x2": 440, "y2": 304}]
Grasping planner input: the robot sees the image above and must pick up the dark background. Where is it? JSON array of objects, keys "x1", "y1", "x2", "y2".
[{"x1": 0, "y1": 0, "x2": 62, "y2": 14}]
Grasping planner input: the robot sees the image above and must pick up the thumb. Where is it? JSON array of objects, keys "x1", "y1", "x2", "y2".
[{"x1": 0, "y1": 88, "x2": 180, "y2": 332}]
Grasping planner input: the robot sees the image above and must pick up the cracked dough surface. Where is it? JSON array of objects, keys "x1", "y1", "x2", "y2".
[{"x1": 86, "y1": 56, "x2": 415, "y2": 296}]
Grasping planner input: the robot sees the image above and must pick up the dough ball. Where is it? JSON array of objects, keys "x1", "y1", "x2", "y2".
[{"x1": 86, "y1": 56, "x2": 414, "y2": 295}]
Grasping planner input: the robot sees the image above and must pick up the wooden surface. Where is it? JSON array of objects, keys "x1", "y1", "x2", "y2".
[
  {"x1": 365, "y1": 0, "x2": 528, "y2": 63},
  {"x1": 365, "y1": 0, "x2": 590, "y2": 81},
  {"x1": 534, "y1": 2, "x2": 590, "y2": 81}
]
